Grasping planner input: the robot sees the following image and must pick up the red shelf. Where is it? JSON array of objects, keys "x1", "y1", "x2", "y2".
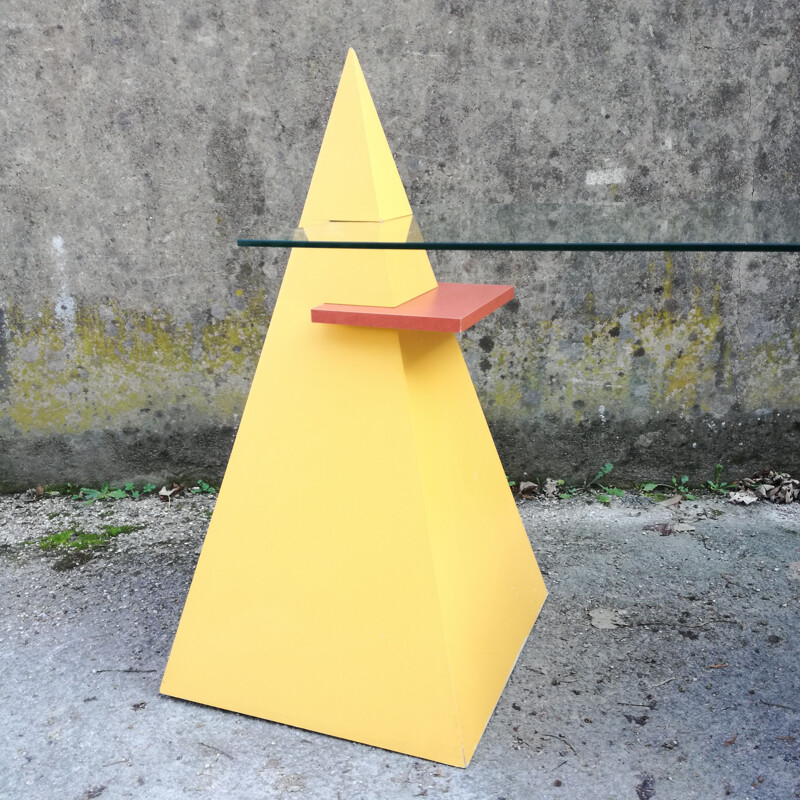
[{"x1": 311, "y1": 283, "x2": 514, "y2": 333}]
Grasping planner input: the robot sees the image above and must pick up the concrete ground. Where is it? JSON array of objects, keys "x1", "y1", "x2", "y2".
[{"x1": 1, "y1": 490, "x2": 798, "y2": 800}]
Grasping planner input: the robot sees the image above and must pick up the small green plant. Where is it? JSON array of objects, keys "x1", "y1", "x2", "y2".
[
  {"x1": 595, "y1": 487, "x2": 625, "y2": 505},
  {"x1": 73, "y1": 482, "x2": 128, "y2": 503},
  {"x1": 191, "y1": 480, "x2": 217, "y2": 495},
  {"x1": 506, "y1": 475, "x2": 517, "y2": 489},
  {"x1": 588, "y1": 463, "x2": 625, "y2": 504},
  {"x1": 593, "y1": 463, "x2": 625, "y2": 505},
  {"x1": 588, "y1": 462, "x2": 614, "y2": 490},
  {"x1": 553, "y1": 464, "x2": 624, "y2": 503},
  {"x1": 124, "y1": 482, "x2": 157, "y2": 499},
  {"x1": 671, "y1": 475, "x2": 695, "y2": 500},
  {"x1": 73, "y1": 482, "x2": 157, "y2": 502},
  {"x1": 557, "y1": 479, "x2": 579, "y2": 500},
  {"x1": 639, "y1": 476, "x2": 694, "y2": 500},
  {"x1": 706, "y1": 464, "x2": 733, "y2": 495},
  {"x1": 639, "y1": 481, "x2": 668, "y2": 501}
]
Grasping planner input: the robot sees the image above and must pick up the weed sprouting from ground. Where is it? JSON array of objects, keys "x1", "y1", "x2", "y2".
[
  {"x1": 706, "y1": 464, "x2": 734, "y2": 495},
  {"x1": 71, "y1": 483, "x2": 156, "y2": 503},
  {"x1": 190, "y1": 480, "x2": 217, "y2": 495}
]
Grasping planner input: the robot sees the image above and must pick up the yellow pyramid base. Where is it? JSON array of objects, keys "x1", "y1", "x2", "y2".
[{"x1": 161, "y1": 49, "x2": 547, "y2": 768}]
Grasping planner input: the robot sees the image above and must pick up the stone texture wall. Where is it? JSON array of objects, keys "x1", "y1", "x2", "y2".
[{"x1": 1, "y1": 0, "x2": 798, "y2": 489}]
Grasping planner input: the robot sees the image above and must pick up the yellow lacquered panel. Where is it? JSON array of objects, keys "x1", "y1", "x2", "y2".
[
  {"x1": 162, "y1": 250, "x2": 464, "y2": 764},
  {"x1": 400, "y1": 331, "x2": 547, "y2": 762},
  {"x1": 299, "y1": 49, "x2": 412, "y2": 226},
  {"x1": 162, "y1": 47, "x2": 546, "y2": 769}
]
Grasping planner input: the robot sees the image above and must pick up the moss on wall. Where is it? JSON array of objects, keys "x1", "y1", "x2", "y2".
[
  {"x1": 468, "y1": 254, "x2": 799, "y2": 431},
  {"x1": 1, "y1": 293, "x2": 269, "y2": 435},
  {"x1": 2, "y1": 251, "x2": 799, "y2": 485}
]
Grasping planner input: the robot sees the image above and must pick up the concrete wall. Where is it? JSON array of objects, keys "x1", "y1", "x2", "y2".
[{"x1": 1, "y1": 0, "x2": 798, "y2": 490}]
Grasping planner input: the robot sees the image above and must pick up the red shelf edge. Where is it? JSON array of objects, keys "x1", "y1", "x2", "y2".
[{"x1": 311, "y1": 283, "x2": 514, "y2": 333}]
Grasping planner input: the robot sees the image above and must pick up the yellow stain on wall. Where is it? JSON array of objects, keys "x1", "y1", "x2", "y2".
[
  {"x1": 740, "y1": 340, "x2": 800, "y2": 409},
  {"x1": 475, "y1": 267, "x2": 729, "y2": 424},
  {"x1": 5, "y1": 256, "x2": 799, "y2": 441},
  {"x1": 630, "y1": 297, "x2": 722, "y2": 412},
  {"x1": 2, "y1": 294, "x2": 270, "y2": 433}
]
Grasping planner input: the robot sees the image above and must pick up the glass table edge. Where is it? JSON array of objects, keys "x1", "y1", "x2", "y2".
[{"x1": 238, "y1": 239, "x2": 800, "y2": 252}]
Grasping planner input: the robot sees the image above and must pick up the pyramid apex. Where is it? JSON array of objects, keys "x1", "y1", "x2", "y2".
[
  {"x1": 341, "y1": 49, "x2": 363, "y2": 84},
  {"x1": 344, "y1": 48, "x2": 361, "y2": 70},
  {"x1": 299, "y1": 51, "x2": 412, "y2": 225}
]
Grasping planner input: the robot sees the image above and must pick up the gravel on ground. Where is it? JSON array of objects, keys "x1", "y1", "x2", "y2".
[{"x1": 1, "y1": 490, "x2": 798, "y2": 800}]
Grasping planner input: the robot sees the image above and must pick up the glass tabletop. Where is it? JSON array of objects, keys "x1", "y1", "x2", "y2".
[{"x1": 239, "y1": 201, "x2": 800, "y2": 251}]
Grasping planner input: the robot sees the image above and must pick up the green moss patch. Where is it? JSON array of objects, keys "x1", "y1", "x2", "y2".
[{"x1": 39, "y1": 524, "x2": 143, "y2": 551}]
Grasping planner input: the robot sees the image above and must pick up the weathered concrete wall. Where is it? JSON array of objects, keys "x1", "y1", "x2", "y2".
[{"x1": 1, "y1": 1, "x2": 798, "y2": 490}]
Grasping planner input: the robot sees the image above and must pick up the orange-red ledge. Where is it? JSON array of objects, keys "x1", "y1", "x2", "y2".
[{"x1": 311, "y1": 283, "x2": 514, "y2": 333}]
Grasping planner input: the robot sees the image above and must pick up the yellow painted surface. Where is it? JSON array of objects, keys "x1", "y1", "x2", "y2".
[
  {"x1": 302, "y1": 216, "x2": 436, "y2": 307},
  {"x1": 299, "y1": 49, "x2": 413, "y2": 226},
  {"x1": 161, "y1": 50, "x2": 546, "y2": 767},
  {"x1": 400, "y1": 330, "x2": 546, "y2": 761}
]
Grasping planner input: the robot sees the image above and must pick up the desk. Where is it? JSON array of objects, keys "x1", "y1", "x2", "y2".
[{"x1": 161, "y1": 49, "x2": 798, "y2": 769}]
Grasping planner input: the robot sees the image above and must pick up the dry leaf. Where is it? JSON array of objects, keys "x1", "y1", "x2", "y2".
[
  {"x1": 644, "y1": 522, "x2": 673, "y2": 536},
  {"x1": 733, "y1": 469, "x2": 800, "y2": 505},
  {"x1": 543, "y1": 478, "x2": 560, "y2": 498},
  {"x1": 729, "y1": 491, "x2": 758, "y2": 505},
  {"x1": 159, "y1": 483, "x2": 182, "y2": 502},
  {"x1": 658, "y1": 495, "x2": 683, "y2": 507}
]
